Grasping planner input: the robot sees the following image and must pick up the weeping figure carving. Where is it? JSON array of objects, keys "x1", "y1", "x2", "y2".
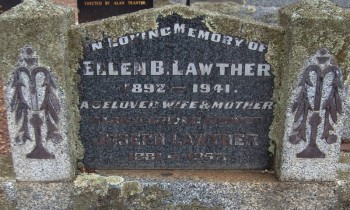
[
  {"x1": 10, "y1": 45, "x2": 61, "y2": 159},
  {"x1": 289, "y1": 48, "x2": 343, "y2": 158}
]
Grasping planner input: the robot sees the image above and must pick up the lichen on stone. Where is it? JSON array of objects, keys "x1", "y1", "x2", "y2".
[
  {"x1": 121, "y1": 181, "x2": 143, "y2": 198},
  {"x1": 0, "y1": 155, "x2": 14, "y2": 178},
  {"x1": 74, "y1": 173, "x2": 124, "y2": 196},
  {"x1": 337, "y1": 180, "x2": 350, "y2": 206}
]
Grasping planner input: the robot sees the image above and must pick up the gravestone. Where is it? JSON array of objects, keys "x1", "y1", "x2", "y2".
[
  {"x1": 1, "y1": 1, "x2": 350, "y2": 209},
  {"x1": 0, "y1": 0, "x2": 21, "y2": 14},
  {"x1": 78, "y1": 0, "x2": 153, "y2": 23},
  {"x1": 75, "y1": 6, "x2": 280, "y2": 170}
]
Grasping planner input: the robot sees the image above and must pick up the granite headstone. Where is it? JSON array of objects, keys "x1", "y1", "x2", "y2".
[
  {"x1": 78, "y1": 13, "x2": 274, "y2": 169},
  {"x1": 78, "y1": 0, "x2": 153, "y2": 23}
]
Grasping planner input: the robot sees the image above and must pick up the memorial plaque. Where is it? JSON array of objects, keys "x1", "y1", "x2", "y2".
[
  {"x1": 78, "y1": 0, "x2": 153, "y2": 23},
  {"x1": 78, "y1": 14, "x2": 274, "y2": 169},
  {"x1": 0, "y1": 0, "x2": 21, "y2": 14}
]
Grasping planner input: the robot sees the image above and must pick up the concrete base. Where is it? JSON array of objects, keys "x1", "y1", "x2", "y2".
[{"x1": 1, "y1": 170, "x2": 350, "y2": 209}]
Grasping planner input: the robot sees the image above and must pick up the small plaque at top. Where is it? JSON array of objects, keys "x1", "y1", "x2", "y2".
[
  {"x1": 77, "y1": 0, "x2": 153, "y2": 23},
  {"x1": 0, "y1": 0, "x2": 21, "y2": 14}
]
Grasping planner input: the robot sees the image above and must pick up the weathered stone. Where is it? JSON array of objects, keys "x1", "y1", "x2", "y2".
[
  {"x1": 1, "y1": 171, "x2": 350, "y2": 209},
  {"x1": 71, "y1": 5, "x2": 284, "y2": 170},
  {"x1": 15, "y1": 182, "x2": 74, "y2": 210},
  {"x1": 272, "y1": 0, "x2": 350, "y2": 181},
  {"x1": 0, "y1": 0, "x2": 78, "y2": 181},
  {"x1": 0, "y1": 155, "x2": 14, "y2": 178},
  {"x1": 0, "y1": 180, "x2": 16, "y2": 210}
]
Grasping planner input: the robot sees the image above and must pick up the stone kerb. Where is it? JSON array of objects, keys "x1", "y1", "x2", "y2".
[
  {"x1": 273, "y1": 0, "x2": 350, "y2": 181},
  {"x1": 0, "y1": 0, "x2": 77, "y2": 181}
]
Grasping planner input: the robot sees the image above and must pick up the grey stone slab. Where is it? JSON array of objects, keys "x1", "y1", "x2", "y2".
[{"x1": 77, "y1": 9, "x2": 276, "y2": 170}]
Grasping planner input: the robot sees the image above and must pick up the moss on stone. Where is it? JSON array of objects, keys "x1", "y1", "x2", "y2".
[
  {"x1": 154, "y1": 0, "x2": 171, "y2": 8},
  {"x1": 67, "y1": 29, "x2": 85, "y2": 161},
  {"x1": 120, "y1": 181, "x2": 143, "y2": 198},
  {"x1": 0, "y1": 155, "x2": 14, "y2": 178},
  {"x1": 0, "y1": 0, "x2": 74, "y2": 82},
  {"x1": 74, "y1": 173, "x2": 124, "y2": 196},
  {"x1": 71, "y1": 179, "x2": 173, "y2": 209},
  {"x1": 0, "y1": 190, "x2": 15, "y2": 210},
  {"x1": 339, "y1": 153, "x2": 350, "y2": 164},
  {"x1": 338, "y1": 171, "x2": 350, "y2": 180},
  {"x1": 337, "y1": 180, "x2": 350, "y2": 205},
  {"x1": 129, "y1": 185, "x2": 171, "y2": 209}
]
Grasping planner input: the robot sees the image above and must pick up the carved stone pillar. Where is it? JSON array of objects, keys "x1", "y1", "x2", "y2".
[
  {"x1": 274, "y1": 0, "x2": 350, "y2": 181},
  {"x1": 0, "y1": 0, "x2": 77, "y2": 181}
]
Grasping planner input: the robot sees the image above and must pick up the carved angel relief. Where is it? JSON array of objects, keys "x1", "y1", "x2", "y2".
[
  {"x1": 289, "y1": 49, "x2": 343, "y2": 158},
  {"x1": 11, "y1": 46, "x2": 62, "y2": 159}
]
